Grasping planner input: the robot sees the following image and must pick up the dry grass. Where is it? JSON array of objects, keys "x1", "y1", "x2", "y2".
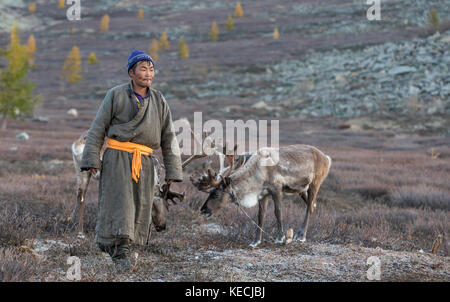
[{"x1": 0, "y1": 120, "x2": 448, "y2": 281}]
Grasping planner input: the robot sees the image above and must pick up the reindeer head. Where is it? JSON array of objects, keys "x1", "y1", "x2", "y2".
[{"x1": 191, "y1": 145, "x2": 248, "y2": 217}]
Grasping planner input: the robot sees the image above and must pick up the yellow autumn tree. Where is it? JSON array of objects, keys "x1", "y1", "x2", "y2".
[
  {"x1": 226, "y1": 15, "x2": 234, "y2": 30},
  {"x1": 234, "y1": 2, "x2": 243, "y2": 18},
  {"x1": 28, "y1": 2, "x2": 37, "y2": 14},
  {"x1": 429, "y1": 8, "x2": 439, "y2": 33},
  {"x1": 178, "y1": 37, "x2": 189, "y2": 59},
  {"x1": 148, "y1": 39, "x2": 159, "y2": 62},
  {"x1": 0, "y1": 22, "x2": 41, "y2": 129},
  {"x1": 138, "y1": 9, "x2": 144, "y2": 20},
  {"x1": 210, "y1": 21, "x2": 219, "y2": 42},
  {"x1": 273, "y1": 27, "x2": 280, "y2": 40},
  {"x1": 99, "y1": 14, "x2": 110, "y2": 33},
  {"x1": 159, "y1": 32, "x2": 171, "y2": 50},
  {"x1": 87, "y1": 52, "x2": 99, "y2": 65},
  {"x1": 62, "y1": 45, "x2": 83, "y2": 83},
  {"x1": 26, "y1": 34, "x2": 36, "y2": 66},
  {"x1": 58, "y1": 0, "x2": 65, "y2": 9}
]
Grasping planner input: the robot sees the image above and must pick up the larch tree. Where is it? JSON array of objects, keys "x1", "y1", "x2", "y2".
[
  {"x1": 429, "y1": 9, "x2": 439, "y2": 33},
  {"x1": 28, "y1": 2, "x2": 37, "y2": 14},
  {"x1": 87, "y1": 52, "x2": 99, "y2": 65},
  {"x1": 99, "y1": 14, "x2": 110, "y2": 33},
  {"x1": 178, "y1": 37, "x2": 189, "y2": 59},
  {"x1": 62, "y1": 45, "x2": 83, "y2": 84},
  {"x1": 234, "y1": 2, "x2": 243, "y2": 18},
  {"x1": 0, "y1": 22, "x2": 41, "y2": 130},
  {"x1": 273, "y1": 27, "x2": 280, "y2": 40},
  {"x1": 226, "y1": 15, "x2": 234, "y2": 30},
  {"x1": 210, "y1": 21, "x2": 219, "y2": 42},
  {"x1": 148, "y1": 39, "x2": 159, "y2": 62},
  {"x1": 159, "y1": 32, "x2": 171, "y2": 50},
  {"x1": 26, "y1": 34, "x2": 36, "y2": 66}
]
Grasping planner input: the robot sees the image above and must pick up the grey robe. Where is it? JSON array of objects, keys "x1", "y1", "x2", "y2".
[{"x1": 80, "y1": 81, "x2": 183, "y2": 245}]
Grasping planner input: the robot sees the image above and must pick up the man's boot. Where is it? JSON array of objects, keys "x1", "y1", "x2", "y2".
[{"x1": 111, "y1": 239, "x2": 132, "y2": 272}]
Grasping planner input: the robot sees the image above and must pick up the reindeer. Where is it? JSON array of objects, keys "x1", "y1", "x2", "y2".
[{"x1": 191, "y1": 144, "x2": 332, "y2": 248}]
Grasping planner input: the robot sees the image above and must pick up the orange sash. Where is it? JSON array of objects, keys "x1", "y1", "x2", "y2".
[{"x1": 107, "y1": 138, "x2": 153, "y2": 183}]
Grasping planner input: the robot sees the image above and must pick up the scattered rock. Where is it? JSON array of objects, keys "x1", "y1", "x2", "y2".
[
  {"x1": 67, "y1": 108, "x2": 78, "y2": 117},
  {"x1": 16, "y1": 132, "x2": 29, "y2": 140}
]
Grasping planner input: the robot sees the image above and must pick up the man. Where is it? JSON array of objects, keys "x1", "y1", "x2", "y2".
[{"x1": 80, "y1": 50, "x2": 183, "y2": 271}]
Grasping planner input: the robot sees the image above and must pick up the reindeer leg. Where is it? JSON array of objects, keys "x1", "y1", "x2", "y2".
[
  {"x1": 77, "y1": 172, "x2": 91, "y2": 239},
  {"x1": 272, "y1": 190, "x2": 285, "y2": 244},
  {"x1": 249, "y1": 194, "x2": 269, "y2": 248},
  {"x1": 295, "y1": 185, "x2": 318, "y2": 242}
]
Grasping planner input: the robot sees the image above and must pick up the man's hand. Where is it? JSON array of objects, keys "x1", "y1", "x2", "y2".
[
  {"x1": 166, "y1": 179, "x2": 174, "y2": 185},
  {"x1": 90, "y1": 168, "x2": 98, "y2": 175}
]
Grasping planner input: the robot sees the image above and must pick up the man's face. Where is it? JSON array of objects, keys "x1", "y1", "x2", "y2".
[{"x1": 129, "y1": 60, "x2": 154, "y2": 87}]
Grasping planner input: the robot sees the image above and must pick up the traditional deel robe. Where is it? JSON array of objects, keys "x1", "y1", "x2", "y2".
[{"x1": 81, "y1": 81, "x2": 183, "y2": 245}]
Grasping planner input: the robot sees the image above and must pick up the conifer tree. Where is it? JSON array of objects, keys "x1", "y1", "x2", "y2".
[
  {"x1": 429, "y1": 9, "x2": 439, "y2": 33},
  {"x1": 87, "y1": 52, "x2": 99, "y2": 65},
  {"x1": 26, "y1": 34, "x2": 36, "y2": 66},
  {"x1": 99, "y1": 14, "x2": 110, "y2": 33},
  {"x1": 138, "y1": 9, "x2": 144, "y2": 20},
  {"x1": 178, "y1": 37, "x2": 189, "y2": 59},
  {"x1": 159, "y1": 32, "x2": 171, "y2": 50},
  {"x1": 210, "y1": 21, "x2": 219, "y2": 42},
  {"x1": 226, "y1": 15, "x2": 234, "y2": 30},
  {"x1": 28, "y1": 2, "x2": 37, "y2": 14},
  {"x1": 234, "y1": 2, "x2": 243, "y2": 18},
  {"x1": 273, "y1": 27, "x2": 280, "y2": 40},
  {"x1": 59, "y1": 0, "x2": 65, "y2": 9},
  {"x1": 148, "y1": 39, "x2": 159, "y2": 62},
  {"x1": 62, "y1": 45, "x2": 83, "y2": 84},
  {"x1": 0, "y1": 22, "x2": 41, "y2": 129}
]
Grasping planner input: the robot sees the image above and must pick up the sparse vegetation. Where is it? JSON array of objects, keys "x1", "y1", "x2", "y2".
[
  {"x1": 99, "y1": 14, "x2": 110, "y2": 33},
  {"x1": 210, "y1": 21, "x2": 219, "y2": 42},
  {"x1": 234, "y1": 2, "x2": 243, "y2": 18},
  {"x1": 87, "y1": 52, "x2": 99, "y2": 65},
  {"x1": 28, "y1": 2, "x2": 37, "y2": 14},
  {"x1": 178, "y1": 37, "x2": 189, "y2": 59},
  {"x1": 148, "y1": 39, "x2": 159, "y2": 61},
  {"x1": 61, "y1": 45, "x2": 83, "y2": 83},
  {"x1": 0, "y1": 22, "x2": 41, "y2": 130},
  {"x1": 26, "y1": 34, "x2": 36, "y2": 66},
  {"x1": 429, "y1": 8, "x2": 439, "y2": 33},
  {"x1": 226, "y1": 15, "x2": 234, "y2": 30},
  {"x1": 159, "y1": 32, "x2": 171, "y2": 50},
  {"x1": 273, "y1": 27, "x2": 280, "y2": 40}
]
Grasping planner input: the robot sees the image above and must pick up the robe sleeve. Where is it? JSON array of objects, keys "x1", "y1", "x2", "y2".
[
  {"x1": 159, "y1": 94, "x2": 183, "y2": 182},
  {"x1": 80, "y1": 89, "x2": 113, "y2": 171}
]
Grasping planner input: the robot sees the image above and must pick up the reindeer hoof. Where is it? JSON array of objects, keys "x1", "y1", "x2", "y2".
[
  {"x1": 275, "y1": 235, "x2": 286, "y2": 245},
  {"x1": 285, "y1": 228, "x2": 294, "y2": 245},
  {"x1": 249, "y1": 240, "x2": 261, "y2": 248},
  {"x1": 293, "y1": 233, "x2": 306, "y2": 242}
]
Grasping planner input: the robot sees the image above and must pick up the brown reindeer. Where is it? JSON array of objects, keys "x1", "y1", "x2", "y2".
[{"x1": 192, "y1": 144, "x2": 331, "y2": 247}]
